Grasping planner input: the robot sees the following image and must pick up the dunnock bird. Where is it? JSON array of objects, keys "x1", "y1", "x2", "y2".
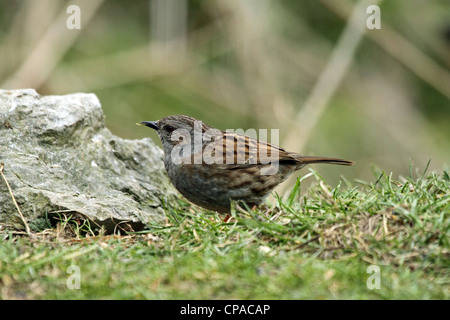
[{"x1": 140, "y1": 115, "x2": 353, "y2": 214}]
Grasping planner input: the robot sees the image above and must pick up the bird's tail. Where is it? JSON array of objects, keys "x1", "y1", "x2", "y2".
[{"x1": 293, "y1": 155, "x2": 354, "y2": 166}]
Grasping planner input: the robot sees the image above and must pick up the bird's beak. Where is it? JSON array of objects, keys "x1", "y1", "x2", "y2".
[{"x1": 140, "y1": 121, "x2": 159, "y2": 131}]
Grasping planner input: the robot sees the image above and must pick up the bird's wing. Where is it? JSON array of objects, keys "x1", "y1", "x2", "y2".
[{"x1": 199, "y1": 132, "x2": 297, "y2": 169}]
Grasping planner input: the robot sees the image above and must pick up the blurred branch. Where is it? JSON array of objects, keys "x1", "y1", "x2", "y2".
[
  {"x1": 278, "y1": 0, "x2": 450, "y2": 195},
  {"x1": 283, "y1": 0, "x2": 378, "y2": 152},
  {"x1": 371, "y1": 26, "x2": 450, "y2": 101},
  {"x1": 0, "y1": 0, "x2": 59, "y2": 79},
  {"x1": 213, "y1": 0, "x2": 277, "y2": 124},
  {"x1": 150, "y1": 0, "x2": 188, "y2": 56},
  {"x1": 351, "y1": 70, "x2": 447, "y2": 170},
  {"x1": 276, "y1": 0, "x2": 379, "y2": 196},
  {"x1": 1, "y1": 0, "x2": 104, "y2": 89},
  {"x1": 323, "y1": 0, "x2": 450, "y2": 101}
]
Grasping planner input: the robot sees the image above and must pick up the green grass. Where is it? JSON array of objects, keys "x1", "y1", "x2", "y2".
[{"x1": 0, "y1": 167, "x2": 448, "y2": 299}]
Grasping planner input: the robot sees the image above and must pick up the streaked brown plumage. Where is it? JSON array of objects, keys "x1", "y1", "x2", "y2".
[{"x1": 141, "y1": 115, "x2": 353, "y2": 214}]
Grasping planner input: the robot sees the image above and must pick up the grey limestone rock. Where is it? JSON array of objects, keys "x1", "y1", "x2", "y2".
[{"x1": 0, "y1": 89, "x2": 174, "y2": 232}]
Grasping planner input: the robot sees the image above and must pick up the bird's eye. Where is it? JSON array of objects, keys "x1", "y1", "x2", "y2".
[{"x1": 163, "y1": 125, "x2": 175, "y2": 133}]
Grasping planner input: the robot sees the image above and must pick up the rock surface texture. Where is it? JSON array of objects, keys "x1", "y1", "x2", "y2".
[{"x1": 0, "y1": 89, "x2": 173, "y2": 232}]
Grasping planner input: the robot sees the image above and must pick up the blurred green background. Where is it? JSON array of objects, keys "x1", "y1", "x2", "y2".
[{"x1": 1, "y1": 0, "x2": 449, "y2": 189}]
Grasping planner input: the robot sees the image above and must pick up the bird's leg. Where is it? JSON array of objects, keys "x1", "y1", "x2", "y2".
[{"x1": 223, "y1": 204, "x2": 257, "y2": 222}]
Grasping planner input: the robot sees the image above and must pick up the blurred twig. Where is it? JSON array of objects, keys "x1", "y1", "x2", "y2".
[
  {"x1": 276, "y1": 0, "x2": 379, "y2": 195},
  {"x1": 214, "y1": 0, "x2": 278, "y2": 124},
  {"x1": 283, "y1": 0, "x2": 379, "y2": 153},
  {"x1": 0, "y1": 0, "x2": 59, "y2": 79},
  {"x1": 150, "y1": 0, "x2": 188, "y2": 55},
  {"x1": 323, "y1": 0, "x2": 450, "y2": 101},
  {"x1": 1, "y1": 0, "x2": 104, "y2": 89}
]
